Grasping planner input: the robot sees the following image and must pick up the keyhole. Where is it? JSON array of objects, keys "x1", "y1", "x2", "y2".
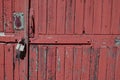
[{"x1": 15, "y1": 16, "x2": 21, "y2": 28}]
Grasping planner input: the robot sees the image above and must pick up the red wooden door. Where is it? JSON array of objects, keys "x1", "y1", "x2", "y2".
[
  {"x1": 0, "y1": 0, "x2": 29, "y2": 80},
  {"x1": 29, "y1": 0, "x2": 120, "y2": 80},
  {"x1": 0, "y1": 0, "x2": 120, "y2": 80}
]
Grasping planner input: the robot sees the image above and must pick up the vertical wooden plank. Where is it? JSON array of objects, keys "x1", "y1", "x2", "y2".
[
  {"x1": 98, "y1": 47, "x2": 108, "y2": 80},
  {"x1": 4, "y1": 0, "x2": 14, "y2": 33},
  {"x1": 56, "y1": 0, "x2": 66, "y2": 34},
  {"x1": 73, "y1": 46, "x2": 82, "y2": 80},
  {"x1": 13, "y1": 0, "x2": 19, "y2": 12},
  {"x1": 20, "y1": 0, "x2": 27, "y2": 12},
  {"x1": 5, "y1": 44, "x2": 13, "y2": 80},
  {"x1": 93, "y1": 0, "x2": 102, "y2": 34},
  {"x1": 89, "y1": 48, "x2": 100, "y2": 80},
  {"x1": 38, "y1": 46, "x2": 47, "y2": 80},
  {"x1": 106, "y1": 47, "x2": 116, "y2": 80},
  {"x1": 33, "y1": 0, "x2": 39, "y2": 37},
  {"x1": 38, "y1": 0, "x2": 47, "y2": 34},
  {"x1": 14, "y1": 44, "x2": 20, "y2": 80},
  {"x1": 75, "y1": 0, "x2": 84, "y2": 34},
  {"x1": 0, "y1": 0, "x2": 3, "y2": 32},
  {"x1": 47, "y1": 0, "x2": 57, "y2": 34},
  {"x1": 65, "y1": 0, "x2": 75, "y2": 34},
  {"x1": 19, "y1": 60, "x2": 26, "y2": 80},
  {"x1": 115, "y1": 47, "x2": 120, "y2": 80},
  {"x1": 101, "y1": 0, "x2": 112, "y2": 34},
  {"x1": 65, "y1": 47, "x2": 73, "y2": 80},
  {"x1": 81, "y1": 46, "x2": 90, "y2": 80},
  {"x1": 56, "y1": 47, "x2": 65, "y2": 80},
  {"x1": 84, "y1": 0, "x2": 94, "y2": 34},
  {"x1": 111, "y1": 0, "x2": 120, "y2": 34},
  {"x1": 29, "y1": 45, "x2": 38, "y2": 80},
  {"x1": 19, "y1": 55, "x2": 27, "y2": 80},
  {"x1": 0, "y1": 44, "x2": 4, "y2": 80},
  {"x1": 14, "y1": 0, "x2": 26, "y2": 12},
  {"x1": 47, "y1": 46, "x2": 56, "y2": 80}
]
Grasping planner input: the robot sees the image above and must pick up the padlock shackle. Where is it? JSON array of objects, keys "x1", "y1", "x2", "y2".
[{"x1": 18, "y1": 38, "x2": 26, "y2": 45}]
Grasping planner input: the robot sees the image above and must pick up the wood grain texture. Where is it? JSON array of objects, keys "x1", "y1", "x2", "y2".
[
  {"x1": 4, "y1": 0, "x2": 14, "y2": 33},
  {"x1": 101, "y1": 0, "x2": 112, "y2": 34},
  {"x1": 84, "y1": 0, "x2": 94, "y2": 34},
  {"x1": 98, "y1": 47, "x2": 108, "y2": 80},
  {"x1": 81, "y1": 46, "x2": 90, "y2": 80},
  {"x1": 65, "y1": 47, "x2": 73, "y2": 80},
  {"x1": 38, "y1": 0, "x2": 47, "y2": 34},
  {"x1": 75, "y1": 0, "x2": 84, "y2": 34},
  {"x1": 73, "y1": 47, "x2": 82, "y2": 80},
  {"x1": 89, "y1": 47, "x2": 99, "y2": 80},
  {"x1": 5, "y1": 44, "x2": 13, "y2": 80},
  {"x1": 46, "y1": 46, "x2": 56, "y2": 80},
  {"x1": 0, "y1": 0, "x2": 3, "y2": 32},
  {"x1": 29, "y1": 45, "x2": 38, "y2": 80},
  {"x1": 38, "y1": 46, "x2": 47, "y2": 80},
  {"x1": 47, "y1": 0, "x2": 57, "y2": 34},
  {"x1": 93, "y1": 0, "x2": 102, "y2": 34},
  {"x1": 0, "y1": 44, "x2": 5, "y2": 80},
  {"x1": 56, "y1": 0, "x2": 66, "y2": 34},
  {"x1": 65, "y1": 0, "x2": 75, "y2": 34},
  {"x1": 56, "y1": 47, "x2": 65, "y2": 80},
  {"x1": 106, "y1": 47, "x2": 116, "y2": 80},
  {"x1": 115, "y1": 47, "x2": 120, "y2": 80},
  {"x1": 111, "y1": 0, "x2": 120, "y2": 34}
]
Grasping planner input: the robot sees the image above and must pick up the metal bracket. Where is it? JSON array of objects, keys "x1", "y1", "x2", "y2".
[{"x1": 13, "y1": 12, "x2": 24, "y2": 30}]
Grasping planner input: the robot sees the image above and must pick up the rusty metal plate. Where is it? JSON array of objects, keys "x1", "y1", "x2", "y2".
[{"x1": 13, "y1": 12, "x2": 24, "y2": 30}]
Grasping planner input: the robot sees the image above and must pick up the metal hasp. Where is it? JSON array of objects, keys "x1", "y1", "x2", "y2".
[{"x1": 13, "y1": 12, "x2": 24, "y2": 30}]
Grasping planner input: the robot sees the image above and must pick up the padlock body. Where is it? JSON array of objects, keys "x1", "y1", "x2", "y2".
[
  {"x1": 16, "y1": 43, "x2": 21, "y2": 50},
  {"x1": 19, "y1": 44, "x2": 25, "y2": 51}
]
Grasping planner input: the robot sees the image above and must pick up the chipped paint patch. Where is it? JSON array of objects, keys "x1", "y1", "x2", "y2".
[
  {"x1": 0, "y1": 32, "x2": 5, "y2": 36},
  {"x1": 115, "y1": 37, "x2": 120, "y2": 46},
  {"x1": 115, "y1": 39, "x2": 120, "y2": 46},
  {"x1": 57, "y1": 55, "x2": 61, "y2": 71},
  {"x1": 35, "y1": 46, "x2": 39, "y2": 72}
]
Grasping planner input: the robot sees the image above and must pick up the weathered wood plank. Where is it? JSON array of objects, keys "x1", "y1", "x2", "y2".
[
  {"x1": 56, "y1": 0, "x2": 66, "y2": 34},
  {"x1": 65, "y1": 0, "x2": 75, "y2": 34},
  {"x1": 65, "y1": 47, "x2": 73, "y2": 80},
  {"x1": 29, "y1": 45, "x2": 38, "y2": 80},
  {"x1": 4, "y1": 0, "x2": 14, "y2": 33},
  {"x1": 73, "y1": 46, "x2": 82, "y2": 80},
  {"x1": 47, "y1": 47, "x2": 56, "y2": 80},
  {"x1": 47, "y1": 0, "x2": 57, "y2": 34},
  {"x1": 75, "y1": 0, "x2": 84, "y2": 34},
  {"x1": 5, "y1": 44, "x2": 13, "y2": 80},
  {"x1": 56, "y1": 47, "x2": 65, "y2": 80},
  {"x1": 38, "y1": 0, "x2": 47, "y2": 34},
  {"x1": 38, "y1": 46, "x2": 47, "y2": 80},
  {"x1": 0, "y1": 44, "x2": 5, "y2": 80}
]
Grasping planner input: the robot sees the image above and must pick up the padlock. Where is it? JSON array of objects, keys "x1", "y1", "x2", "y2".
[
  {"x1": 16, "y1": 40, "x2": 25, "y2": 51},
  {"x1": 19, "y1": 44, "x2": 25, "y2": 51},
  {"x1": 16, "y1": 38, "x2": 26, "y2": 60},
  {"x1": 16, "y1": 43, "x2": 21, "y2": 50}
]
